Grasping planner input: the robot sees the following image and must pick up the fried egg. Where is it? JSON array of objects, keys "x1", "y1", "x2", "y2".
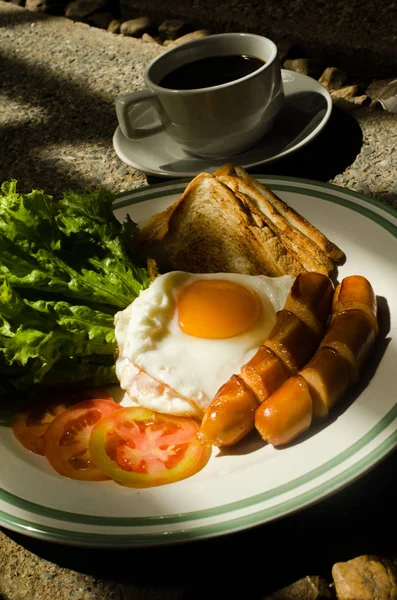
[{"x1": 114, "y1": 271, "x2": 295, "y2": 418}]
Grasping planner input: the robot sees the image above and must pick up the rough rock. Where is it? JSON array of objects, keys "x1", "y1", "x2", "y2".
[
  {"x1": 26, "y1": 0, "x2": 66, "y2": 10},
  {"x1": 283, "y1": 57, "x2": 324, "y2": 78},
  {"x1": 332, "y1": 555, "x2": 397, "y2": 600},
  {"x1": 158, "y1": 18, "x2": 190, "y2": 40},
  {"x1": 25, "y1": 0, "x2": 46, "y2": 8},
  {"x1": 141, "y1": 32, "x2": 159, "y2": 43},
  {"x1": 118, "y1": 0, "x2": 397, "y2": 76},
  {"x1": 164, "y1": 28, "x2": 210, "y2": 47},
  {"x1": 87, "y1": 11, "x2": 114, "y2": 28},
  {"x1": 351, "y1": 94, "x2": 371, "y2": 105},
  {"x1": 120, "y1": 15, "x2": 152, "y2": 37},
  {"x1": 263, "y1": 575, "x2": 335, "y2": 599},
  {"x1": 65, "y1": 0, "x2": 107, "y2": 18},
  {"x1": 330, "y1": 84, "x2": 360, "y2": 99},
  {"x1": 107, "y1": 18, "x2": 121, "y2": 33},
  {"x1": 318, "y1": 66, "x2": 349, "y2": 90}
]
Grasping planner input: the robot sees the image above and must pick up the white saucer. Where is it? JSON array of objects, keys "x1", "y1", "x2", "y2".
[{"x1": 113, "y1": 70, "x2": 332, "y2": 178}]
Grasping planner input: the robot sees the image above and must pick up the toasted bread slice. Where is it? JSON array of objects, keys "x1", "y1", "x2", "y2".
[
  {"x1": 137, "y1": 172, "x2": 305, "y2": 277},
  {"x1": 214, "y1": 164, "x2": 345, "y2": 264},
  {"x1": 216, "y1": 173, "x2": 335, "y2": 275}
]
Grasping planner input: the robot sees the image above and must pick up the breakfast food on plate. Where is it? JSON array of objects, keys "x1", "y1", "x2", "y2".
[
  {"x1": 216, "y1": 172, "x2": 334, "y2": 274},
  {"x1": 215, "y1": 164, "x2": 345, "y2": 264},
  {"x1": 114, "y1": 270, "x2": 295, "y2": 418},
  {"x1": 255, "y1": 275, "x2": 378, "y2": 446},
  {"x1": 197, "y1": 272, "x2": 335, "y2": 447},
  {"x1": 136, "y1": 165, "x2": 344, "y2": 279},
  {"x1": 6, "y1": 169, "x2": 379, "y2": 489},
  {"x1": 88, "y1": 406, "x2": 211, "y2": 488}
]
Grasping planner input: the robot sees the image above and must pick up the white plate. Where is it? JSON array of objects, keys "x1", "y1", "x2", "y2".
[
  {"x1": 0, "y1": 176, "x2": 396, "y2": 548},
  {"x1": 113, "y1": 70, "x2": 332, "y2": 178}
]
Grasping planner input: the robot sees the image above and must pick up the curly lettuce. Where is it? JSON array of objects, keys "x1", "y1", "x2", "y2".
[{"x1": 0, "y1": 181, "x2": 150, "y2": 396}]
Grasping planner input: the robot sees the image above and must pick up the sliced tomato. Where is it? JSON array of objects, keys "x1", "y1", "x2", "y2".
[
  {"x1": 89, "y1": 406, "x2": 211, "y2": 488},
  {"x1": 43, "y1": 399, "x2": 121, "y2": 481},
  {"x1": 12, "y1": 387, "x2": 114, "y2": 455}
]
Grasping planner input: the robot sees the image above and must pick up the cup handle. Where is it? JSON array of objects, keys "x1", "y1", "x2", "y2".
[{"x1": 115, "y1": 90, "x2": 167, "y2": 140}]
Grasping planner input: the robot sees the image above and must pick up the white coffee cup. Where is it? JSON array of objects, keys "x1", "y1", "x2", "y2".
[{"x1": 116, "y1": 33, "x2": 284, "y2": 157}]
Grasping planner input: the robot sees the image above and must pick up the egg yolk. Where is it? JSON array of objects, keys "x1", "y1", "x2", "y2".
[{"x1": 177, "y1": 279, "x2": 261, "y2": 339}]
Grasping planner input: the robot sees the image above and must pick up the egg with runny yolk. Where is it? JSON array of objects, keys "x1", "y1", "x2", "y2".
[{"x1": 114, "y1": 271, "x2": 295, "y2": 418}]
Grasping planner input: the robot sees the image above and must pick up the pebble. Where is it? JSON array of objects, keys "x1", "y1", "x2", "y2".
[
  {"x1": 283, "y1": 57, "x2": 324, "y2": 78},
  {"x1": 141, "y1": 32, "x2": 159, "y2": 44},
  {"x1": 158, "y1": 18, "x2": 190, "y2": 40},
  {"x1": 164, "y1": 28, "x2": 211, "y2": 46},
  {"x1": 318, "y1": 66, "x2": 349, "y2": 90},
  {"x1": 107, "y1": 19, "x2": 121, "y2": 33},
  {"x1": 120, "y1": 16, "x2": 152, "y2": 37},
  {"x1": 330, "y1": 84, "x2": 359, "y2": 99},
  {"x1": 65, "y1": 0, "x2": 107, "y2": 19}
]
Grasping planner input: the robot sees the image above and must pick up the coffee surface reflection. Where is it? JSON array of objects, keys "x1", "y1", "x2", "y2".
[{"x1": 159, "y1": 54, "x2": 266, "y2": 90}]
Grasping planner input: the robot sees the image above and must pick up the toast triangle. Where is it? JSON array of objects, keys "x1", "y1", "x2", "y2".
[{"x1": 137, "y1": 172, "x2": 305, "y2": 277}]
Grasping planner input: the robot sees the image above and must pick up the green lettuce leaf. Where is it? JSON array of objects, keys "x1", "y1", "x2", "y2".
[
  {"x1": 1, "y1": 274, "x2": 117, "y2": 390},
  {"x1": 0, "y1": 181, "x2": 150, "y2": 309},
  {"x1": 0, "y1": 181, "x2": 150, "y2": 396}
]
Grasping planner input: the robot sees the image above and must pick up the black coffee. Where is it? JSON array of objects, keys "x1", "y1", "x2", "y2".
[{"x1": 159, "y1": 54, "x2": 265, "y2": 90}]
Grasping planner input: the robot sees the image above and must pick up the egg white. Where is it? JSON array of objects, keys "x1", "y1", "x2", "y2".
[{"x1": 114, "y1": 271, "x2": 295, "y2": 417}]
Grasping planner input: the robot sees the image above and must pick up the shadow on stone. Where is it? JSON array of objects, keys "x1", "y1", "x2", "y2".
[
  {"x1": 0, "y1": 47, "x2": 118, "y2": 195},
  {"x1": 147, "y1": 105, "x2": 363, "y2": 185},
  {"x1": 3, "y1": 449, "x2": 396, "y2": 597},
  {"x1": 249, "y1": 105, "x2": 364, "y2": 181}
]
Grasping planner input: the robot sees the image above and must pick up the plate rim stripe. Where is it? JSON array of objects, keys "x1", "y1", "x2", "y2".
[
  {"x1": 0, "y1": 433, "x2": 395, "y2": 547},
  {"x1": 1, "y1": 401, "x2": 395, "y2": 527}
]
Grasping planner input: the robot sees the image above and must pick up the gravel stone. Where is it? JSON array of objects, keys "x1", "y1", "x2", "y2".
[
  {"x1": 0, "y1": 2, "x2": 166, "y2": 197},
  {"x1": 120, "y1": 15, "x2": 152, "y2": 37}
]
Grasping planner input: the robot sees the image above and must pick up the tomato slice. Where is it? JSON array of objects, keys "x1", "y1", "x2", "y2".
[
  {"x1": 89, "y1": 406, "x2": 211, "y2": 488},
  {"x1": 12, "y1": 388, "x2": 114, "y2": 455},
  {"x1": 43, "y1": 399, "x2": 121, "y2": 481}
]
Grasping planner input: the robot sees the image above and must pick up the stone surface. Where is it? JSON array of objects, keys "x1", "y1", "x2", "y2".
[
  {"x1": 119, "y1": 0, "x2": 397, "y2": 76},
  {"x1": 283, "y1": 57, "x2": 324, "y2": 78},
  {"x1": 157, "y1": 18, "x2": 189, "y2": 40},
  {"x1": 318, "y1": 67, "x2": 348, "y2": 91},
  {"x1": 332, "y1": 555, "x2": 397, "y2": 600},
  {"x1": 0, "y1": 530, "x2": 125, "y2": 600},
  {"x1": 330, "y1": 84, "x2": 360, "y2": 99},
  {"x1": 141, "y1": 31, "x2": 159, "y2": 43},
  {"x1": 65, "y1": 0, "x2": 107, "y2": 19},
  {"x1": 0, "y1": 1, "x2": 162, "y2": 196},
  {"x1": 120, "y1": 15, "x2": 152, "y2": 37},
  {"x1": 25, "y1": 0, "x2": 67, "y2": 10},
  {"x1": 163, "y1": 28, "x2": 210, "y2": 46},
  {"x1": 263, "y1": 575, "x2": 335, "y2": 599},
  {"x1": 107, "y1": 17, "x2": 120, "y2": 33},
  {"x1": 366, "y1": 78, "x2": 397, "y2": 100}
]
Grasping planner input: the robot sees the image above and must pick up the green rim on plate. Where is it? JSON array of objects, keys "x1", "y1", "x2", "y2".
[{"x1": 1, "y1": 176, "x2": 396, "y2": 547}]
